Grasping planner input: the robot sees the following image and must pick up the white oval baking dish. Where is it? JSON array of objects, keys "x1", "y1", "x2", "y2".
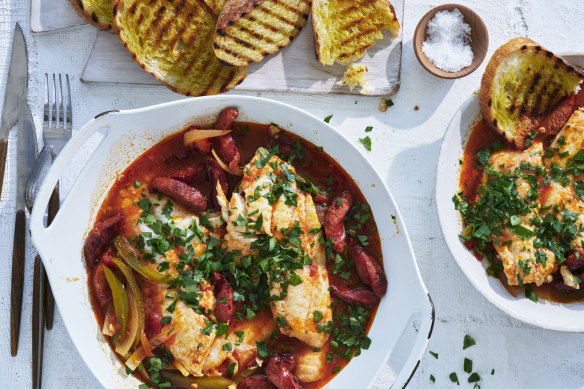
[{"x1": 30, "y1": 96, "x2": 433, "y2": 388}]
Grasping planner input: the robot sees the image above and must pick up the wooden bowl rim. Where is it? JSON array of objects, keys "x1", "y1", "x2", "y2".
[{"x1": 413, "y1": 3, "x2": 489, "y2": 79}]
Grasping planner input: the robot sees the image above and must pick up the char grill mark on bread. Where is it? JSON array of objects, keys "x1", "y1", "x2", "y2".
[
  {"x1": 311, "y1": 0, "x2": 400, "y2": 65},
  {"x1": 70, "y1": 0, "x2": 117, "y2": 32},
  {"x1": 113, "y1": 0, "x2": 247, "y2": 96},
  {"x1": 479, "y1": 37, "x2": 583, "y2": 149},
  {"x1": 213, "y1": 0, "x2": 311, "y2": 67}
]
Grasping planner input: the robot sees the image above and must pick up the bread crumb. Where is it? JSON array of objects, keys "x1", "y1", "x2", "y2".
[
  {"x1": 378, "y1": 99, "x2": 388, "y2": 112},
  {"x1": 337, "y1": 64, "x2": 372, "y2": 95},
  {"x1": 414, "y1": 105, "x2": 420, "y2": 111}
]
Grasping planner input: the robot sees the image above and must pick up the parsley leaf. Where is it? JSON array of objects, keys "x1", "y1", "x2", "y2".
[{"x1": 359, "y1": 136, "x2": 372, "y2": 151}]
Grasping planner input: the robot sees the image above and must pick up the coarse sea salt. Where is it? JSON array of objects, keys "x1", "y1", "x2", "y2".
[{"x1": 422, "y1": 8, "x2": 473, "y2": 73}]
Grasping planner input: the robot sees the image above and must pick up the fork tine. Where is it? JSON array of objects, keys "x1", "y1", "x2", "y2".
[
  {"x1": 65, "y1": 74, "x2": 72, "y2": 131},
  {"x1": 51, "y1": 74, "x2": 56, "y2": 129},
  {"x1": 43, "y1": 74, "x2": 49, "y2": 130},
  {"x1": 58, "y1": 74, "x2": 63, "y2": 130}
]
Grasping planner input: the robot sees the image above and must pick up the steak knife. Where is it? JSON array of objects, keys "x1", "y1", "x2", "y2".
[
  {"x1": 0, "y1": 24, "x2": 28, "y2": 200},
  {"x1": 10, "y1": 98, "x2": 37, "y2": 356}
]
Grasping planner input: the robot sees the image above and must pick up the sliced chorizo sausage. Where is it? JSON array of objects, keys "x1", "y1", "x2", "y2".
[
  {"x1": 541, "y1": 95, "x2": 576, "y2": 136},
  {"x1": 215, "y1": 108, "x2": 240, "y2": 173},
  {"x1": 565, "y1": 250, "x2": 584, "y2": 272},
  {"x1": 168, "y1": 163, "x2": 207, "y2": 186},
  {"x1": 313, "y1": 193, "x2": 328, "y2": 205},
  {"x1": 265, "y1": 354, "x2": 302, "y2": 389},
  {"x1": 331, "y1": 285, "x2": 379, "y2": 308},
  {"x1": 324, "y1": 191, "x2": 352, "y2": 253},
  {"x1": 193, "y1": 138, "x2": 212, "y2": 154},
  {"x1": 207, "y1": 158, "x2": 229, "y2": 208},
  {"x1": 150, "y1": 176, "x2": 207, "y2": 213},
  {"x1": 93, "y1": 264, "x2": 111, "y2": 308},
  {"x1": 352, "y1": 245, "x2": 387, "y2": 298},
  {"x1": 238, "y1": 376, "x2": 276, "y2": 389},
  {"x1": 84, "y1": 212, "x2": 123, "y2": 266},
  {"x1": 213, "y1": 272, "x2": 235, "y2": 322}
]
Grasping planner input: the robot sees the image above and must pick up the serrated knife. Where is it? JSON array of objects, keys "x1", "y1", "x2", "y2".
[{"x1": 0, "y1": 24, "x2": 27, "y2": 200}]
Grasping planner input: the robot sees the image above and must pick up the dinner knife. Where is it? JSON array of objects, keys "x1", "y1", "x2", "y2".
[
  {"x1": 0, "y1": 24, "x2": 27, "y2": 200},
  {"x1": 10, "y1": 98, "x2": 37, "y2": 356}
]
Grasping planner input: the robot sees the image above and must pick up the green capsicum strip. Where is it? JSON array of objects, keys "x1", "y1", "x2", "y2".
[
  {"x1": 103, "y1": 265, "x2": 129, "y2": 340},
  {"x1": 163, "y1": 372, "x2": 235, "y2": 389},
  {"x1": 111, "y1": 257, "x2": 145, "y2": 348},
  {"x1": 113, "y1": 235, "x2": 171, "y2": 284}
]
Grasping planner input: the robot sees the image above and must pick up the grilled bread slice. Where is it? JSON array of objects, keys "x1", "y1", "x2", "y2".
[
  {"x1": 480, "y1": 38, "x2": 583, "y2": 148},
  {"x1": 311, "y1": 0, "x2": 400, "y2": 65},
  {"x1": 113, "y1": 0, "x2": 248, "y2": 96},
  {"x1": 70, "y1": 0, "x2": 116, "y2": 32},
  {"x1": 204, "y1": 0, "x2": 227, "y2": 15},
  {"x1": 213, "y1": 0, "x2": 311, "y2": 67}
]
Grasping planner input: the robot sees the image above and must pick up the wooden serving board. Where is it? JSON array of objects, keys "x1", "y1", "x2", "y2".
[{"x1": 31, "y1": 0, "x2": 404, "y2": 96}]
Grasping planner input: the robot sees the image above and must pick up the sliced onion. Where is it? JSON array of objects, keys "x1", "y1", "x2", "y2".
[
  {"x1": 184, "y1": 128, "x2": 231, "y2": 146},
  {"x1": 125, "y1": 323, "x2": 181, "y2": 371},
  {"x1": 212, "y1": 148, "x2": 243, "y2": 176},
  {"x1": 115, "y1": 288, "x2": 139, "y2": 357},
  {"x1": 140, "y1": 330, "x2": 152, "y2": 357},
  {"x1": 101, "y1": 303, "x2": 115, "y2": 337}
]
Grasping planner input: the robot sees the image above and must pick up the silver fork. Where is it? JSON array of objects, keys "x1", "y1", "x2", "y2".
[{"x1": 26, "y1": 73, "x2": 72, "y2": 331}]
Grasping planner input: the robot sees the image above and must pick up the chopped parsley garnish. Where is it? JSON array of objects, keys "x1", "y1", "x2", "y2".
[
  {"x1": 429, "y1": 351, "x2": 438, "y2": 359},
  {"x1": 468, "y1": 372, "x2": 481, "y2": 383},
  {"x1": 464, "y1": 358, "x2": 472, "y2": 373},
  {"x1": 430, "y1": 375, "x2": 435, "y2": 383},
  {"x1": 314, "y1": 310, "x2": 323, "y2": 322},
  {"x1": 463, "y1": 335, "x2": 476, "y2": 350},
  {"x1": 385, "y1": 99, "x2": 394, "y2": 107},
  {"x1": 359, "y1": 136, "x2": 372, "y2": 151},
  {"x1": 449, "y1": 372, "x2": 460, "y2": 385},
  {"x1": 365, "y1": 126, "x2": 373, "y2": 132},
  {"x1": 324, "y1": 115, "x2": 333, "y2": 123},
  {"x1": 160, "y1": 316, "x2": 172, "y2": 324}
]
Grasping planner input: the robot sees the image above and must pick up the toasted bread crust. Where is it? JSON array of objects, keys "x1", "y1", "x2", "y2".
[
  {"x1": 311, "y1": 0, "x2": 400, "y2": 65},
  {"x1": 113, "y1": 0, "x2": 247, "y2": 96},
  {"x1": 213, "y1": 0, "x2": 311, "y2": 67},
  {"x1": 480, "y1": 38, "x2": 583, "y2": 148},
  {"x1": 69, "y1": 0, "x2": 117, "y2": 32}
]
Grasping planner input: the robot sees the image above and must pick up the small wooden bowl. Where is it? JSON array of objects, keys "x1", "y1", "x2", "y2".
[{"x1": 414, "y1": 4, "x2": 489, "y2": 79}]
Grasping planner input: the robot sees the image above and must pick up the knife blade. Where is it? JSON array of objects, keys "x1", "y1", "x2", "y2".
[
  {"x1": 10, "y1": 97, "x2": 37, "y2": 356},
  {"x1": 0, "y1": 23, "x2": 28, "y2": 200}
]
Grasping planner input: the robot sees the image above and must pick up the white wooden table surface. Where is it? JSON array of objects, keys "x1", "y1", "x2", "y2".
[{"x1": 1, "y1": 0, "x2": 584, "y2": 388}]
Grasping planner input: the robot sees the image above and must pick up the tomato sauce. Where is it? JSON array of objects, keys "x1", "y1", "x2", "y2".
[{"x1": 88, "y1": 121, "x2": 383, "y2": 388}]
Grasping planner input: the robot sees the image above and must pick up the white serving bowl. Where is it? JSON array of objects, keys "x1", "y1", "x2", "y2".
[
  {"x1": 31, "y1": 96, "x2": 433, "y2": 388},
  {"x1": 436, "y1": 84, "x2": 584, "y2": 332}
]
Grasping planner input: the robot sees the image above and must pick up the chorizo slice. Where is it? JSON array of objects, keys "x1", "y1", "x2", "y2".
[
  {"x1": 265, "y1": 354, "x2": 302, "y2": 389},
  {"x1": 93, "y1": 264, "x2": 111, "y2": 308},
  {"x1": 238, "y1": 376, "x2": 276, "y2": 389},
  {"x1": 193, "y1": 138, "x2": 212, "y2": 154},
  {"x1": 213, "y1": 272, "x2": 235, "y2": 322},
  {"x1": 352, "y1": 245, "x2": 387, "y2": 298},
  {"x1": 150, "y1": 176, "x2": 207, "y2": 213},
  {"x1": 84, "y1": 213, "x2": 123, "y2": 266},
  {"x1": 541, "y1": 95, "x2": 576, "y2": 136},
  {"x1": 207, "y1": 158, "x2": 229, "y2": 208},
  {"x1": 331, "y1": 285, "x2": 379, "y2": 308},
  {"x1": 168, "y1": 163, "x2": 207, "y2": 186},
  {"x1": 565, "y1": 250, "x2": 584, "y2": 272},
  {"x1": 324, "y1": 191, "x2": 353, "y2": 253},
  {"x1": 215, "y1": 108, "x2": 240, "y2": 173}
]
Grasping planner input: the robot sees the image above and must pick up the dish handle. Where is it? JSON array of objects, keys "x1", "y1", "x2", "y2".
[
  {"x1": 30, "y1": 111, "x2": 117, "y2": 253},
  {"x1": 390, "y1": 293, "x2": 435, "y2": 388}
]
